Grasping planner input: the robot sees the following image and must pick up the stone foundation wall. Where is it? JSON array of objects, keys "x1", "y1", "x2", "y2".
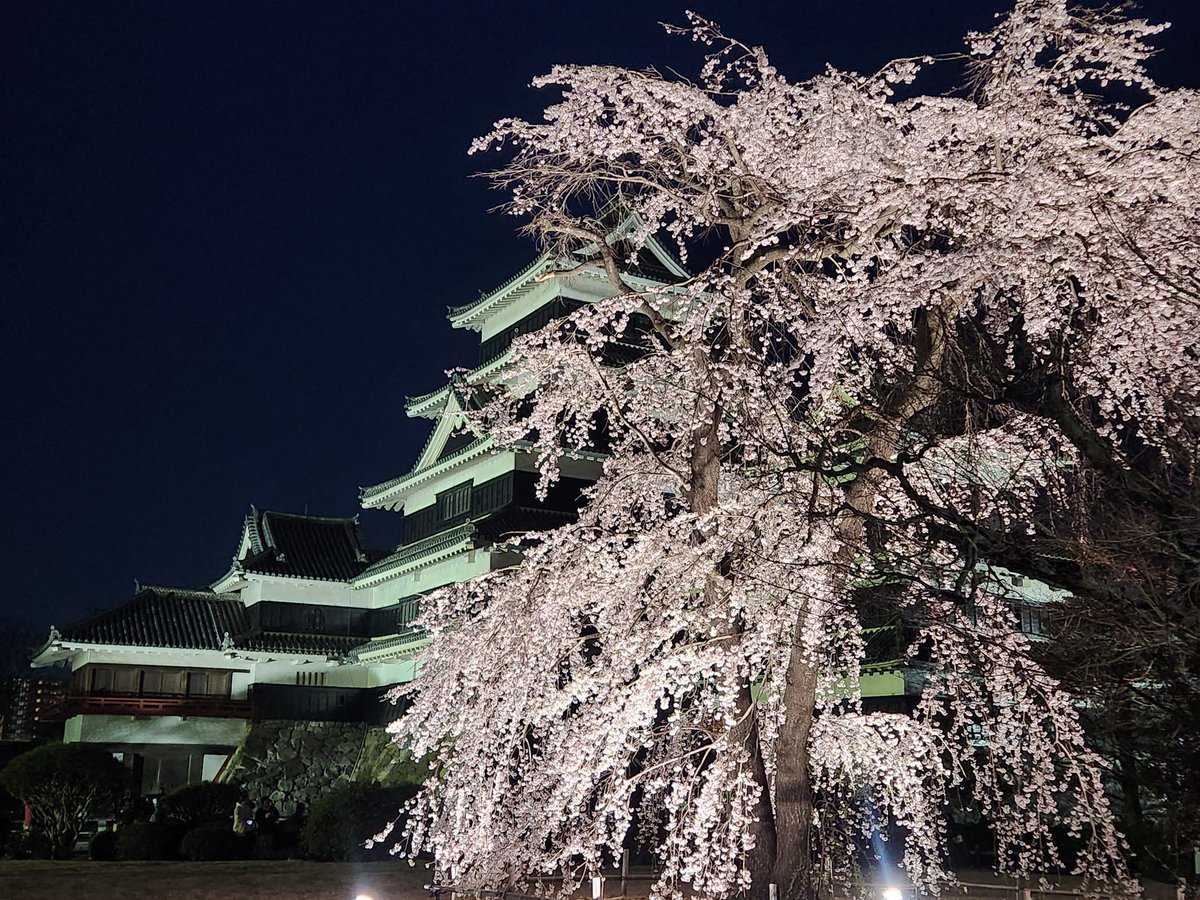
[
  {"x1": 355, "y1": 725, "x2": 427, "y2": 786},
  {"x1": 220, "y1": 721, "x2": 362, "y2": 816},
  {"x1": 219, "y1": 720, "x2": 414, "y2": 816}
]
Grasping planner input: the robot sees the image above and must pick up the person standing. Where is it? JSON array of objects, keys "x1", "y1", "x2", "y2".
[{"x1": 232, "y1": 796, "x2": 253, "y2": 835}]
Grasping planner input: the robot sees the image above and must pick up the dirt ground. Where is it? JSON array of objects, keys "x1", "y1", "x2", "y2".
[
  {"x1": 0, "y1": 859, "x2": 434, "y2": 900},
  {"x1": 0, "y1": 861, "x2": 1177, "y2": 900}
]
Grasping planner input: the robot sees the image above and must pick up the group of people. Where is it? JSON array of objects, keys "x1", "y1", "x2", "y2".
[
  {"x1": 231, "y1": 796, "x2": 278, "y2": 836},
  {"x1": 232, "y1": 796, "x2": 305, "y2": 857}
]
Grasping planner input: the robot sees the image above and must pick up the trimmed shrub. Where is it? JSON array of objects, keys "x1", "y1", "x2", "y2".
[
  {"x1": 0, "y1": 742, "x2": 127, "y2": 858},
  {"x1": 161, "y1": 781, "x2": 240, "y2": 828},
  {"x1": 115, "y1": 820, "x2": 184, "y2": 860},
  {"x1": 89, "y1": 829, "x2": 118, "y2": 861},
  {"x1": 300, "y1": 781, "x2": 418, "y2": 861},
  {"x1": 180, "y1": 822, "x2": 248, "y2": 861}
]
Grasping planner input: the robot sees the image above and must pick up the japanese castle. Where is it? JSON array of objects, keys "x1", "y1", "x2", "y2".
[
  {"x1": 29, "y1": 226, "x2": 1007, "y2": 798},
  {"x1": 29, "y1": 232, "x2": 701, "y2": 794}
]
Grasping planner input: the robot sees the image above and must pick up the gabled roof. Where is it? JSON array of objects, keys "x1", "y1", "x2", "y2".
[
  {"x1": 47, "y1": 585, "x2": 372, "y2": 659},
  {"x1": 358, "y1": 433, "x2": 496, "y2": 512},
  {"x1": 446, "y1": 217, "x2": 688, "y2": 334},
  {"x1": 405, "y1": 352, "x2": 511, "y2": 419},
  {"x1": 59, "y1": 586, "x2": 246, "y2": 651},
  {"x1": 360, "y1": 388, "x2": 501, "y2": 512},
  {"x1": 234, "y1": 507, "x2": 373, "y2": 582}
]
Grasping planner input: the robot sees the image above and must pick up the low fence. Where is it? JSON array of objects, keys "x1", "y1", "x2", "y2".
[{"x1": 51, "y1": 693, "x2": 252, "y2": 718}]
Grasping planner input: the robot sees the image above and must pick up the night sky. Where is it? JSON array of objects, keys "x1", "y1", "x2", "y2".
[{"x1": 3, "y1": 1, "x2": 1196, "y2": 635}]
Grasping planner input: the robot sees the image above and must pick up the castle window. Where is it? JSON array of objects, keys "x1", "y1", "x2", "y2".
[
  {"x1": 437, "y1": 481, "x2": 472, "y2": 521},
  {"x1": 1018, "y1": 603, "x2": 1047, "y2": 638}
]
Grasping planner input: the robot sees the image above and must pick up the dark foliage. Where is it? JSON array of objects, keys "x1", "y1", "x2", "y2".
[
  {"x1": 161, "y1": 781, "x2": 241, "y2": 828},
  {"x1": 89, "y1": 829, "x2": 118, "y2": 861},
  {"x1": 3, "y1": 827, "x2": 53, "y2": 859},
  {"x1": 115, "y1": 820, "x2": 185, "y2": 860},
  {"x1": 300, "y1": 781, "x2": 418, "y2": 861},
  {"x1": 180, "y1": 822, "x2": 250, "y2": 861}
]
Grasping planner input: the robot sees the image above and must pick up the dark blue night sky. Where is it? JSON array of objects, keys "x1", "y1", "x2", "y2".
[{"x1": 3, "y1": 1, "x2": 1196, "y2": 632}]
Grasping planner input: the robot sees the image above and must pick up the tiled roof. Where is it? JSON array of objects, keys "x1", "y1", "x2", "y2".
[
  {"x1": 354, "y1": 524, "x2": 478, "y2": 586},
  {"x1": 239, "y1": 508, "x2": 372, "y2": 581},
  {"x1": 62, "y1": 586, "x2": 246, "y2": 650},
  {"x1": 473, "y1": 507, "x2": 577, "y2": 544},
  {"x1": 346, "y1": 630, "x2": 428, "y2": 661},
  {"x1": 56, "y1": 583, "x2": 373, "y2": 659},
  {"x1": 447, "y1": 253, "x2": 552, "y2": 321},
  {"x1": 237, "y1": 631, "x2": 365, "y2": 656}
]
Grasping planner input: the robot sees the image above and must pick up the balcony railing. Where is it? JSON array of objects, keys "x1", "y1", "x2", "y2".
[{"x1": 50, "y1": 693, "x2": 252, "y2": 720}]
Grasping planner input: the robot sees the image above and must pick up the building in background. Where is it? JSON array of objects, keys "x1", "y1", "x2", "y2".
[
  {"x1": 27, "y1": 227, "x2": 1059, "y2": 807},
  {"x1": 348, "y1": 229, "x2": 689, "y2": 670},
  {"x1": 0, "y1": 673, "x2": 68, "y2": 742},
  {"x1": 31, "y1": 509, "x2": 383, "y2": 796},
  {"x1": 29, "y1": 235, "x2": 687, "y2": 796}
]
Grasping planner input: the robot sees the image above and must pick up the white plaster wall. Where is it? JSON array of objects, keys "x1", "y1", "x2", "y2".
[
  {"x1": 230, "y1": 671, "x2": 255, "y2": 700},
  {"x1": 63, "y1": 716, "x2": 82, "y2": 743},
  {"x1": 239, "y1": 580, "x2": 264, "y2": 605},
  {"x1": 362, "y1": 547, "x2": 495, "y2": 606},
  {"x1": 63, "y1": 647, "x2": 252, "y2": 673},
  {"x1": 324, "y1": 666, "x2": 370, "y2": 688},
  {"x1": 402, "y1": 451, "x2": 517, "y2": 512},
  {"x1": 64, "y1": 714, "x2": 246, "y2": 747},
  {"x1": 244, "y1": 574, "x2": 367, "y2": 609},
  {"x1": 248, "y1": 656, "x2": 340, "y2": 686},
  {"x1": 202, "y1": 753, "x2": 229, "y2": 781},
  {"x1": 367, "y1": 660, "x2": 418, "y2": 687}
]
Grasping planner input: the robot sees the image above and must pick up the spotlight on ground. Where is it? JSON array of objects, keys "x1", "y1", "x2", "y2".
[{"x1": 882, "y1": 887, "x2": 904, "y2": 900}]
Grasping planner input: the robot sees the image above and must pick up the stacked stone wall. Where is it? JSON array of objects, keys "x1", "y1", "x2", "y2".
[{"x1": 219, "y1": 720, "x2": 414, "y2": 816}]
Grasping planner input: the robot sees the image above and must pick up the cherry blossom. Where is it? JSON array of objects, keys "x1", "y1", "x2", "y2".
[{"x1": 387, "y1": 3, "x2": 1194, "y2": 898}]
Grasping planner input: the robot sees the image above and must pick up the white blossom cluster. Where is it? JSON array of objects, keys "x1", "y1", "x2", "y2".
[{"x1": 388, "y1": 2, "x2": 1193, "y2": 897}]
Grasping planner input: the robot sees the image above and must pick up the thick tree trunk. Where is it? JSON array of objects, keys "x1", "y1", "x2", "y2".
[
  {"x1": 771, "y1": 643, "x2": 820, "y2": 900},
  {"x1": 1114, "y1": 727, "x2": 1144, "y2": 836},
  {"x1": 687, "y1": 367, "x2": 784, "y2": 898},
  {"x1": 732, "y1": 679, "x2": 779, "y2": 896}
]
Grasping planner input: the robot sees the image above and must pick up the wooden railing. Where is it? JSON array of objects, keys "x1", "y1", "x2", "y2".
[{"x1": 50, "y1": 694, "x2": 252, "y2": 719}]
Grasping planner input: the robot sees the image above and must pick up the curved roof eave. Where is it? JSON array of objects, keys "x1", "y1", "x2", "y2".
[{"x1": 447, "y1": 253, "x2": 554, "y2": 330}]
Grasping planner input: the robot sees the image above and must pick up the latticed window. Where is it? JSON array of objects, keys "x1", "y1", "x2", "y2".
[
  {"x1": 965, "y1": 723, "x2": 987, "y2": 747},
  {"x1": 438, "y1": 481, "x2": 472, "y2": 521},
  {"x1": 1018, "y1": 603, "x2": 1047, "y2": 638},
  {"x1": 397, "y1": 598, "x2": 420, "y2": 629}
]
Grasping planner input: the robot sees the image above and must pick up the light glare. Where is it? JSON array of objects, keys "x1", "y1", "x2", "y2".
[{"x1": 882, "y1": 888, "x2": 903, "y2": 900}]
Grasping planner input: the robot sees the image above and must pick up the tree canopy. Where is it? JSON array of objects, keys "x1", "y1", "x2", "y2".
[
  {"x1": 388, "y1": 3, "x2": 1198, "y2": 898},
  {"x1": 0, "y1": 742, "x2": 128, "y2": 858}
]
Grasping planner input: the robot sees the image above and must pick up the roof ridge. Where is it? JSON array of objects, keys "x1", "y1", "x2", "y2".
[
  {"x1": 259, "y1": 509, "x2": 361, "y2": 525},
  {"x1": 244, "y1": 506, "x2": 265, "y2": 555},
  {"x1": 359, "y1": 435, "x2": 492, "y2": 506},
  {"x1": 134, "y1": 583, "x2": 237, "y2": 600},
  {"x1": 58, "y1": 584, "x2": 249, "y2": 650}
]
